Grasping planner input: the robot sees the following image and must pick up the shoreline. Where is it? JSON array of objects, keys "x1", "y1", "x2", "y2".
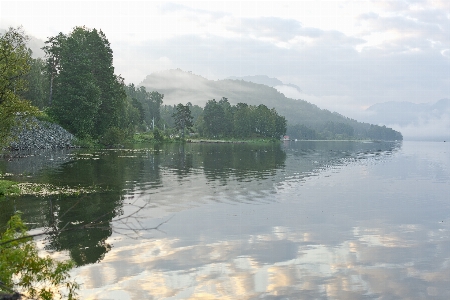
[{"x1": 186, "y1": 139, "x2": 247, "y2": 144}]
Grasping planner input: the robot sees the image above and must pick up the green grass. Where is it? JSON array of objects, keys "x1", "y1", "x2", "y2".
[
  {"x1": 133, "y1": 132, "x2": 168, "y2": 143},
  {"x1": 0, "y1": 180, "x2": 20, "y2": 197}
]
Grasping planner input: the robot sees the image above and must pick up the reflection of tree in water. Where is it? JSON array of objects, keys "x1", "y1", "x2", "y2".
[
  {"x1": 43, "y1": 192, "x2": 119, "y2": 265},
  {"x1": 165, "y1": 143, "x2": 194, "y2": 178},
  {"x1": 135, "y1": 145, "x2": 164, "y2": 189},
  {"x1": 201, "y1": 144, "x2": 286, "y2": 183},
  {"x1": 285, "y1": 140, "x2": 401, "y2": 164},
  {"x1": 0, "y1": 198, "x2": 16, "y2": 236},
  {"x1": 38, "y1": 148, "x2": 153, "y2": 266}
]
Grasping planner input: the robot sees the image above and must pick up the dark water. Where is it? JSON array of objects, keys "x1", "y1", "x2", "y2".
[{"x1": 1, "y1": 141, "x2": 449, "y2": 299}]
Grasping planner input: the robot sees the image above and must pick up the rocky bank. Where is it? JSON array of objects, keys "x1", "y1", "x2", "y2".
[{"x1": 8, "y1": 118, "x2": 76, "y2": 150}]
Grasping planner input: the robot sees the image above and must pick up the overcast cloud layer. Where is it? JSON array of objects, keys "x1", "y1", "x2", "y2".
[{"x1": 1, "y1": 0, "x2": 449, "y2": 122}]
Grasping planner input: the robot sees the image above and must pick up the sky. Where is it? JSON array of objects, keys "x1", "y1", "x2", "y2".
[{"x1": 1, "y1": 0, "x2": 449, "y2": 120}]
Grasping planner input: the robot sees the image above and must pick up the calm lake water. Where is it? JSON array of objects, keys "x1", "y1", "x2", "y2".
[{"x1": 1, "y1": 140, "x2": 449, "y2": 299}]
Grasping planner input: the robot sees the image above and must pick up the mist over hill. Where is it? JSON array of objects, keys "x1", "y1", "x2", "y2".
[
  {"x1": 362, "y1": 99, "x2": 450, "y2": 141},
  {"x1": 226, "y1": 75, "x2": 302, "y2": 93},
  {"x1": 140, "y1": 69, "x2": 402, "y2": 140}
]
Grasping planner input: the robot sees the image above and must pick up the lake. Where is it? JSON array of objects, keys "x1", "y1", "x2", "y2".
[{"x1": 1, "y1": 140, "x2": 449, "y2": 299}]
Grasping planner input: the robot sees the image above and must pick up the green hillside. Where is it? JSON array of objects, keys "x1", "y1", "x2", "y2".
[{"x1": 140, "y1": 69, "x2": 402, "y2": 140}]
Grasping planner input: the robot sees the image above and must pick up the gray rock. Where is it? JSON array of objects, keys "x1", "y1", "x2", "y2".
[{"x1": 8, "y1": 118, "x2": 76, "y2": 151}]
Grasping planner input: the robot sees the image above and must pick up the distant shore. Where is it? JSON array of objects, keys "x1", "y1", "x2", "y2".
[{"x1": 186, "y1": 139, "x2": 246, "y2": 144}]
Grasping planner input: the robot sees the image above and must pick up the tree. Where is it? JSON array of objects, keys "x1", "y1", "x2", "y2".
[
  {"x1": 124, "y1": 85, "x2": 164, "y2": 130},
  {"x1": 199, "y1": 99, "x2": 286, "y2": 139},
  {"x1": 46, "y1": 27, "x2": 131, "y2": 142},
  {"x1": 203, "y1": 99, "x2": 226, "y2": 138},
  {"x1": 0, "y1": 213, "x2": 79, "y2": 300},
  {"x1": 131, "y1": 97, "x2": 145, "y2": 125},
  {"x1": 233, "y1": 103, "x2": 253, "y2": 138},
  {"x1": 148, "y1": 91, "x2": 164, "y2": 128},
  {"x1": 287, "y1": 124, "x2": 318, "y2": 140},
  {"x1": 48, "y1": 27, "x2": 101, "y2": 138},
  {"x1": 0, "y1": 27, "x2": 39, "y2": 148},
  {"x1": 160, "y1": 104, "x2": 176, "y2": 129},
  {"x1": 172, "y1": 103, "x2": 193, "y2": 138},
  {"x1": 0, "y1": 27, "x2": 30, "y2": 106},
  {"x1": 19, "y1": 56, "x2": 48, "y2": 109},
  {"x1": 42, "y1": 33, "x2": 65, "y2": 107},
  {"x1": 218, "y1": 97, "x2": 233, "y2": 137},
  {"x1": 273, "y1": 108, "x2": 287, "y2": 138}
]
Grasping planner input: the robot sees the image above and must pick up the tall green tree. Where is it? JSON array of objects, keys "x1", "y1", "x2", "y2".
[
  {"x1": 49, "y1": 28, "x2": 101, "y2": 138},
  {"x1": 172, "y1": 103, "x2": 194, "y2": 138},
  {"x1": 88, "y1": 29, "x2": 127, "y2": 138},
  {"x1": 218, "y1": 97, "x2": 234, "y2": 137},
  {"x1": 203, "y1": 99, "x2": 226, "y2": 138},
  {"x1": 233, "y1": 103, "x2": 253, "y2": 138},
  {"x1": 46, "y1": 27, "x2": 130, "y2": 141},
  {"x1": 42, "y1": 33, "x2": 65, "y2": 107}
]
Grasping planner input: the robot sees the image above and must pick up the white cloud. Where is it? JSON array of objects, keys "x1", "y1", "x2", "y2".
[{"x1": 442, "y1": 49, "x2": 450, "y2": 58}]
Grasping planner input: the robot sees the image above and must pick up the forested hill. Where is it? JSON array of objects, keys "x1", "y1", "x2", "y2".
[{"x1": 140, "y1": 69, "x2": 402, "y2": 140}]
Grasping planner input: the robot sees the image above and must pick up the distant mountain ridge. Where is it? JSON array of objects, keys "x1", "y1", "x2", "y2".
[{"x1": 140, "y1": 69, "x2": 402, "y2": 140}]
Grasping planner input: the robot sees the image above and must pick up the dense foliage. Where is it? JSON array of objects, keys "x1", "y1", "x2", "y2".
[
  {"x1": 195, "y1": 97, "x2": 287, "y2": 139},
  {"x1": 172, "y1": 103, "x2": 194, "y2": 138},
  {"x1": 0, "y1": 27, "x2": 39, "y2": 148},
  {"x1": 0, "y1": 213, "x2": 79, "y2": 300},
  {"x1": 160, "y1": 103, "x2": 203, "y2": 132},
  {"x1": 286, "y1": 121, "x2": 403, "y2": 141},
  {"x1": 123, "y1": 84, "x2": 164, "y2": 130},
  {"x1": 17, "y1": 57, "x2": 48, "y2": 110},
  {"x1": 0, "y1": 180, "x2": 20, "y2": 196},
  {"x1": 43, "y1": 27, "x2": 140, "y2": 144}
]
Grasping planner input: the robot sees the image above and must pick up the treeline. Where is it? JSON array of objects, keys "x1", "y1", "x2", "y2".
[
  {"x1": 158, "y1": 98, "x2": 287, "y2": 139},
  {"x1": 196, "y1": 98, "x2": 286, "y2": 139},
  {"x1": 287, "y1": 121, "x2": 402, "y2": 141}
]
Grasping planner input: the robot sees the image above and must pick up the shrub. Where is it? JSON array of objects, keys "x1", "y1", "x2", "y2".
[{"x1": 0, "y1": 213, "x2": 79, "y2": 299}]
